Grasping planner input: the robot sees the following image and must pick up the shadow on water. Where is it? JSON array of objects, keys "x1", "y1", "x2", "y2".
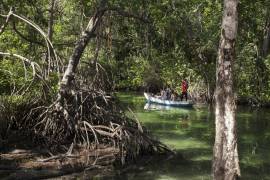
[
  {"x1": 107, "y1": 93, "x2": 214, "y2": 180},
  {"x1": 71, "y1": 92, "x2": 270, "y2": 179}
]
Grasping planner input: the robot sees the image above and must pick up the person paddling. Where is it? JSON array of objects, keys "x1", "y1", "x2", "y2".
[{"x1": 181, "y1": 79, "x2": 188, "y2": 101}]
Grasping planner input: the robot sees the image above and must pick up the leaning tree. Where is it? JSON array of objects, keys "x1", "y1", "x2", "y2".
[{"x1": 0, "y1": 0, "x2": 171, "y2": 163}]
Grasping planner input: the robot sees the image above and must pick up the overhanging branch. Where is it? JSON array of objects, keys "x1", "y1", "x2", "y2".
[{"x1": 12, "y1": 21, "x2": 45, "y2": 46}]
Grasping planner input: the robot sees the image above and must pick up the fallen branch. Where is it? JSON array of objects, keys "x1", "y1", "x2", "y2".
[{"x1": 37, "y1": 154, "x2": 79, "y2": 162}]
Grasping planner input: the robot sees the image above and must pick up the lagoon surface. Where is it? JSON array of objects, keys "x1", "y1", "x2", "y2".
[{"x1": 73, "y1": 92, "x2": 270, "y2": 180}]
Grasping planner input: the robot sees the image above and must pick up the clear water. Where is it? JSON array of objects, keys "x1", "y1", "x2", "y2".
[
  {"x1": 71, "y1": 92, "x2": 270, "y2": 180},
  {"x1": 110, "y1": 92, "x2": 270, "y2": 180}
]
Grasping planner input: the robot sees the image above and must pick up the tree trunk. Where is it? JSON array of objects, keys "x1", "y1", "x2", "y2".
[
  {"x1": 48, "y1": 0, "x2": 55, "y2": 41},
  {"x1": 213, "y1": 0, "x2": 240, "y2": 180},
  {"x1": 59, "y1": 0, "x2": 107, "y2": 100},
  {"x1": 262, "y1": 12, "x2": 270, "y2": 58},
  {"x1": 42, "y1": 0, "x2": 56, "y2": 98}
]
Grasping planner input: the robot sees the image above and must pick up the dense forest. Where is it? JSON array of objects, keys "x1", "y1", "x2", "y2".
[
  {"x1": 1, "y1": 0, "x2": 270, "y2": 104},
  {"x1": 0, "y1": 0, "x2": 270, "y2": 179}
]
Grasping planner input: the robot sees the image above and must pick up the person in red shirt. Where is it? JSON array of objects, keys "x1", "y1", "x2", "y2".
[{"x1": 181, "y1": 79, "x2": 188, "y2": 101}]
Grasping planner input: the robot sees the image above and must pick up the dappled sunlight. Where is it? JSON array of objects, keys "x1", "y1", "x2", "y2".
[
  {"x1": 161, "y1": 137, "x2": 211, "y2": 150},
  {"x1": 241, "y1": 154, "x2": 264, "y2": 167},
  {"x1": 113, "y1": 92, "x2": 270, "y2": 180},
  {"x1": 190, "y1": 154, "x2": 212, "y2": 162},
  {"x1": 156, "y1": 175, "x2": 179, "y2": 180}
]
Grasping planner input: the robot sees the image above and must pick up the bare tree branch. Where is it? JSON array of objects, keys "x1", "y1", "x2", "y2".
[
  {"x1": 0, "y1": 8, "x2": 13, "y2": 36},
  {"x1": 12, "y1": 21, "x2": 45, "y2": 46},
  {"x1": 11, "y1": 13, "x2": 61, "y2": 78},
  {"x1": 0, "y1": 52, "x2": 41, "y2": 79}
]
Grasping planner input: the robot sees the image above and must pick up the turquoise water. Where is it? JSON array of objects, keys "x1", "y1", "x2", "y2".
[{"x1": 110, "y1": 92, "x2": 270, "y2": 180}]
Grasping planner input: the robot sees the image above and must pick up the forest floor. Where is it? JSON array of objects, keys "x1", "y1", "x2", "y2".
[
  {"x1": 0, "y1": 131, "x2": 170, "y2": 179},
  {"x1": 0, "y1": 131, "x2": 120, "y2": 180}
]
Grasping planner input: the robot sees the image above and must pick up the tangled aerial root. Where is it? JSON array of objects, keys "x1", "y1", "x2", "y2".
[{"x1": 29, "y1": 88, "x2": 172, "y2": 164}]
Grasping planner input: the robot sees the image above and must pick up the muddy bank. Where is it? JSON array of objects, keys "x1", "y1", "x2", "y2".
[
  {"x1": 0, "y1": 145, "x2": 119, "y2": 180},
  {"x1": 0, "y1": 131, "x2": 120, "y2": 180},
  {"x1": 0, "y1": 125, "x2": 171, "y2": 180}
]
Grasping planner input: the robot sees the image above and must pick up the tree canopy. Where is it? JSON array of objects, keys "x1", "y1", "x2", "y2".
[{"x1": 0, "y1": 0, "x2": 270, "y2": 105}]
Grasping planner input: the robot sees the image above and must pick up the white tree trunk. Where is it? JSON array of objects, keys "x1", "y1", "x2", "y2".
[{"x1": 213, "y1": 0, "x2": 240, "y2": 179}]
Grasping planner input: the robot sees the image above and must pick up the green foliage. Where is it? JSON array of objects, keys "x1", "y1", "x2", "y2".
[
  {"x1": 0, "y1": 59, "x2": 32, "y2": 95},
  {"x1": 0, "y1": 95, "x2": 36, "y2": 139},
  {"x1": 236, "y1": 43, "x2": 258, "y2": 97},
  {"x1": 1, "y1": 0, "x2": 270, "y2": 103}
]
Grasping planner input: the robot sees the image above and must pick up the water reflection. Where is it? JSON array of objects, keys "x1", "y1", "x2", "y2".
[
  {"x1": 144, "y1": 103, "x2": 177, "y2": 110},
  {"x1": 68, "y1": 93, "x2": 270, "y2": 179},
  {"x1": 144, "y1": 103, "x2": 195, "y2": 111},
  {"x1": 118, "y1": 93, "x2": 270, "y2": 180}
]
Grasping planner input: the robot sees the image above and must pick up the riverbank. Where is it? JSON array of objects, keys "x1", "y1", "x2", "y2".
[
  {"x1": 0, "y1": 131, "x2": 172, "y2": 180},
  {"x1": 0, "y1": 92, "x2": 172, "y2": 179},
  {"x1": 2, "y1": 92, "x2": 270, "y2": 179},
  {"x1": 0, "y1": 131, "x2": 120, "y2": 179}
]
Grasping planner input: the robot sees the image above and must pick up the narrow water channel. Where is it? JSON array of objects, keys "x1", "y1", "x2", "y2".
[
  {"x1": 70, "y1": 92, "x2": 270, "y2": 179},
  {"x1": 112, "y1": 92, "x2": 270, "y2": 180}
]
